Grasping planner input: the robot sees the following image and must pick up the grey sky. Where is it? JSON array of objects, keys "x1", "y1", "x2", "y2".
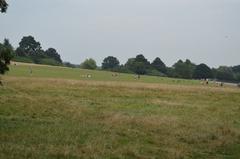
[{"x1": 1, "y1": 0, "x2": 240, "y2": 67}]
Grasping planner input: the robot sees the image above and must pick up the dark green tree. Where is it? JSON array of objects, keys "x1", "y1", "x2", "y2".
[
  {"x1": 173, "y1": 59, "x2": 195, "y2": 79},
  {"x1": 31, "y1": 50, "x2": 45, "y2": 64},
  {"x1": 45, "y1": 48, "x2": 62, "y2": 63},
  {"x1": 15, "y1": 47, "x2": 25, "y2": 57},
  {"x1": 125, "y1": 54, "x2": 150, "y2": 76},
  {"x1": 17, "y1": 36, "x2": 42, "y2": 56},
  {"x1": 234, "y1": 73, "x2": 240, "y2": 82},
  {"x1": 0, "y1": 39, "x2": 13, "y2": 74},
  {"x1": 173, "y1": 60, "x2": 186, "y2": 78},
  {"x1": 185, "y1": 59, "x2": 196, "y2": 76},
  {"x1": 3, "y1": 39, "x2": 13, "y2": 50},
  {"x1": 151, "y1": 57, "x2": 167, "y2": 74},
  {"x1": 216, "y1": 66, "x2": 235, "y2": 81},
  {"x1": 102, "y1": 56, "x2": 120, "y2": 70},
  {"x1": 125, "y1": 58, "x2": 135, "y2": 71},
  {"x1": 193, "y1": 63, "x2": 213, "y2": 79},
  {"x1": 135, "y1": 54, "x2": 150, "y2": 66},
  {"x1": 211, "y1": 68, "x2": 218, "y2": 79},
  {"x1": 80, "y1": 58, "x2": 97, "y2": 70},
  {"x1": 0, "y1": 0, "x2": 8, "y2": 13},
  {"x1": 232, "y1": 65, "x2": 240, "y2": 73},
  {"x1": 133, "y1": 62, "x2": 147, "y2": 75},
  {"x1": 166, "y1": 67, "x2": 176, "y2": 77}
]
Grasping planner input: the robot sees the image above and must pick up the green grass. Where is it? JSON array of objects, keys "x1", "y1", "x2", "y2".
[
  {"x1": 1, "y1": 63, "x2": 240, "y2": 159},
  {"x1": 7, "y1": 63, "x2": 199, "y2": 85}
]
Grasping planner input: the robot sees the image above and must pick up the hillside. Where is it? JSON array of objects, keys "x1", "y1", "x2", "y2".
[{"x1": 8, "y1": 62, "x2": 200, "y2": 85}]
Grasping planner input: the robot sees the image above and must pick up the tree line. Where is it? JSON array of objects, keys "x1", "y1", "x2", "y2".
[
  {"x1": 13, "y1": 36, "x2": 63, "y2": 66},
  {"x1": 1, "y1": 36, "x2": 240, "y2": 83},
  {"x1": 87, "y1": 55, "x2": 240, "y2": 83}
]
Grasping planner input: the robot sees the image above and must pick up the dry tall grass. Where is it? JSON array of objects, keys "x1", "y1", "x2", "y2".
[{"x1": 0, "y1": 76, "x2": 240, "y2": 159}]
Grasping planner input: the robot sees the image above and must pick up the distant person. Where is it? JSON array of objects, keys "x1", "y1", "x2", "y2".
[
  {"x1": 0, "y1": 76, "x2": 3, "y2": 86},
  {"x1": 29, "y1": 66, "x2": 32, "y2": 75},
  {"x1": 112, "y1": 73, "x2": 118, "y2": 77},
  {"x1": 206, "y1": 79, "x2": 209, "y2": 85},
  {"x1": 220, "y1": 82, "x2": 224, "y2": 87}
]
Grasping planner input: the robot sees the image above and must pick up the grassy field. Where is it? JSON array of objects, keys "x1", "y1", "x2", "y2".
[
  {"x1": 6, "y1": 62, "x2": 200, "y2": 85},
  {"x1": 0, "y1": 63, "x2": 240, "y2": 159}
]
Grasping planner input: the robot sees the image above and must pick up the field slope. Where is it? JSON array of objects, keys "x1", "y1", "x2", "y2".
[
  {"x1": 7, "y1": 62, "x2": 199, "y2": 85},
  {"x1": 0, "y1": 63, "x2": 240, "y2": 159}
]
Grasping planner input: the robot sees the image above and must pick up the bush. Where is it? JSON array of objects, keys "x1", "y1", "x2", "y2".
[
  {"x1": 40, "y1": 58, "x2": 62, "y2": 66},
  {"x1": 146, "y1": 69, "x2": 166, "y2": 77},
  {"x1": 80, "y1": 58, "x2": 97, "y2": 70},
  {"x1": 234, "y1": 73, "x2": 240, "y2": 82},
  {"x1": 216, "y1": 66, "x2": 235, "y2": 82},
  {"x1": 193, "y1": 63, "x2": 213, "y2": 79},
  {"x1": 12, "y1": 56, "x2": 33, "y2": 63},
  {"x1": 63, "y1": 62, "x2": 77, "y2": 68}
]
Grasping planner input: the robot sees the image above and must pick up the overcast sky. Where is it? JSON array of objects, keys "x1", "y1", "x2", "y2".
[{"x1": 1, "y1": 0, "x2": 240, "y2": 67}]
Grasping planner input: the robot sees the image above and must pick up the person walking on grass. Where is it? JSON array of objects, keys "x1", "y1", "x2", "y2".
[
  {"x1": 206, "y1": 78, "x2": 209, "y2": 85},
  {"x1": 0, "y1": 77, "x2": 3, "y2": 86},
  {"x1": 29, "y1": 66, "x2": 32, "y2": 76}
]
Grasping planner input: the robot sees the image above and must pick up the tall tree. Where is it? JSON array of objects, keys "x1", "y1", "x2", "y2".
[
  {"x1": 151, "y1": 57, "x2": 167, "y2": 74},
  {"x1": 3, "y1": 39, "x2": 13, "y2": 50},
  {"x1": 193, "y1": 63, "x2": 212, "y2": 79},
  {"x1": 0, "y1": 0, "x2": 8, "y2": 13},
  {"x1": 211, "y1": 68, "x2": 218, "y2": 79},
  {"x1": 125, "y1": 54, "x2": 150, "y2": 75},
  {"x1": 173, "y1": 59, "x2": 195, "y2": 79},
  {"x1": 45, "y1": 48, "x2": 62, "y2": 63},
  {"x1": 133, "y1": 62, "x2": 147, "y2": 75},
  {"x1": 232, "y1": 65, "x2": 240, "y2": 73},
  {"x1": 102, "y1": 56, "x2": 120, "y2": 70},
  {"x1": 125, "y1": 58, "x2": 135, "y2": 71},
  {"x1": 0, "y1": 39, "x2": 13, "y2": 74},
  {"x1": 216, "y1": 66, "x2": 235, "y2": 81},
  {"x1": 17, "y1": 36, "x2": 42, "y2": 56},
  {"x1": 185, "y1": 59, "x2": 196, "y2": 76},
  {"x1": 135, "y1": 54, "x2": 150, "y2": 66},
  {"x1": 173, "y1": 60, "x2": 186, "y2": 78}
]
